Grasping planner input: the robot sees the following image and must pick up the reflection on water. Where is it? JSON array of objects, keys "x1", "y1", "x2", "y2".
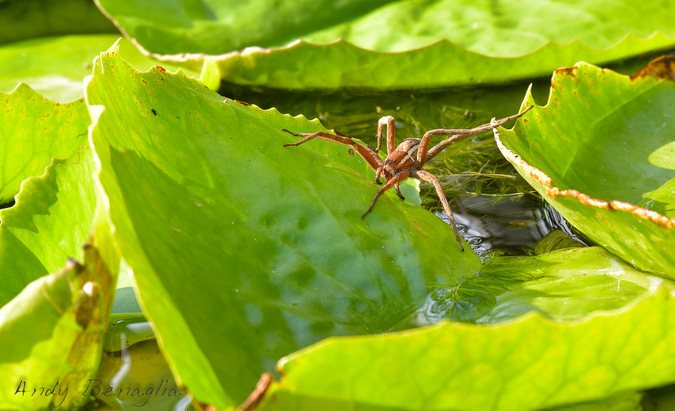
[
  {"x1": 393, "y1": 196, "x2": 590, "y2": 331},
  {"x1": 440, "y1": 195, "x2": 588, "y2": 258},
  {"x1": 89, "y1": 319, "x2": 190, "y2": 411}
]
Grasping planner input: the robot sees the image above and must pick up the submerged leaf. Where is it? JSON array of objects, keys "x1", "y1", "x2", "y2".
[
  {"x1": 496, "y1": 57, "x2": 675, "y2": 277},
  {"x1": 258, "y1": 285, "x2": 675, "y2": 411},
  {"x1": 396, "y1": 246, "x2": 668, "y2": 327},
  {"x1": 86, "y1": 42, "x2": 480, "y2": 407}
]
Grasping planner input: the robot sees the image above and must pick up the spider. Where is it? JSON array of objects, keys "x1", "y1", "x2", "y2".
[{"x1": 282, "y1": 106, "x2": 532, "y2": 251}]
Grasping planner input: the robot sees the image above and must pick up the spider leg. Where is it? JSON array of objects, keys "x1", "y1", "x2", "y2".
[
  {"x1": 361, "y1": 171, "x2": 409, "y2": 219},
  {"x1": 375, "y1": 168, "x2": 384, "y2": 185},
  {"x1": 283, "y1": 129, "x2": 383, "y2": 171},
  {"x1": 394, "y1": 182, "x2": 405, "y2": 200},
  {"x1": 417, "y1": 107, "x2": 533, "y2": 164},
  {"x1": 376, "y1": 116, "x2": 396, "y2": 154},
  {"x1": 412, "y1": 170, "x2": 464, "y2": 251}
]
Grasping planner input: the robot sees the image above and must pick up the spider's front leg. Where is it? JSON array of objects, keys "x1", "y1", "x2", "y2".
[
  {"x1": 361, "y1": 171, "x2": 409, "y2": 219},
  {"x1": 412, "y1": 170, "x2": 465, "y2": 251},
  {"x1": 420, "y1": 107, "x2": 533, "y2": 164},
  {"x1": 282, "y1": 129, "x2": 383, "y2": 172},
  {"x1": 376, "y1": 116, "x2": 396, "y2": 154}
]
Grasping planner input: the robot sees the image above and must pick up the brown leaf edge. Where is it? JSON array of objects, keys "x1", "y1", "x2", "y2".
[{"x1": 493, "y1": 56, "x2": 675, "y2": 230}]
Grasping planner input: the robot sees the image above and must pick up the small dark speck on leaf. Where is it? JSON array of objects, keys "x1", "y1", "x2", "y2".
[
  {"x1": 156, "y1": 66, "x2": 166, "y2": 73},
  {"x1": 152, "y1": 109, "x2": 157, "y2": 116}
]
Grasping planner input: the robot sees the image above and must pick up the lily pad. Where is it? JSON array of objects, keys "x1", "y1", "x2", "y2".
[
  {"x1": 212, "y1": 33, "x2": 675, "y2": 90},
  {"x1": 256, "y1": 284, "x2": 675, "y2": 411},
  {"x1": 86, "y1": 43, "x2": 481, "y2": 407},
  {"x1": 96, "y1": 0, "x2": 675, "y2": 89},
  {"x1": 495, "y1": 57, "x2": 675, "y2": 277}
]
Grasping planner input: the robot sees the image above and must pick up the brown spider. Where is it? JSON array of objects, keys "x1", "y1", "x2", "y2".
[{"x1": 283, "y1": 106, "x2": 532, "y2": 251}]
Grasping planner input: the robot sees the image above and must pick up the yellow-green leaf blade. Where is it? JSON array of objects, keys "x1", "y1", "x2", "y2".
[{"x1": 496, "y1": 57, "x2": 675, "y2": 277}]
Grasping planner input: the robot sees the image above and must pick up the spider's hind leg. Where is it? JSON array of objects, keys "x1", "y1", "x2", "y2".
[{"x1": 412, "y1": 169, "x2": 464, "y2": 251}]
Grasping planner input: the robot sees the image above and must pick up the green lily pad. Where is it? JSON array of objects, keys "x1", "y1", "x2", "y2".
[
  {"x1": 0, "y1": 35, "x2": 200, "y2": 103},
  {"x1": 256, "y1": 284, "x2": 675, "y2": 411},
  {"x1": 212, "y1": 33, "x2": 675, "y2": 90},
  {"x1": 496, "y1": 57, "x2": 675, "y2": 277},
  {"x1": 96, "y1": 0, "x2": 675, "y2": 89},
  {"x1": 86, "y1": 42, "x2": 481, "y2": 407}
]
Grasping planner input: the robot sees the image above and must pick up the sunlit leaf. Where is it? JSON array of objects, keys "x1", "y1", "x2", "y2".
[
  {"x1": 0, "y1": 35, "x2": 200, "y2": 103},
  {"x1": 96, "y1": 0, "x2": 675, "y2": 88},
  {"x1": 0, "y1": 85, "x2": 89, "y2": 203},
  {"x1": 496, "y1": 56, "x2": 675, "y2": 277},
  {"x1": 213, "y1": 34, "x2": 675, "y2": 90},
  {"x1": 86, "y1": 42, "x2": 481, "y2": 407}
]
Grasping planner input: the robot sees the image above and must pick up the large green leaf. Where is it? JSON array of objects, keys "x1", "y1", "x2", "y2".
[
  {"x1": 96, "y1": 0, "x2": 675, "y2": 89},
  {"x1": 496, "y1": 57, "x2": 675, "y2": 277},
  {"x1": 0, "y1": 35, "x2": 200, "y2": 103},
  {"x1": 86, "y1": 42, "x2": 481, "y2": 407},
  {"x1": 212, "y1": 34, "x2": 675, "y2": 90},
  {"x1": 94, "y1": 0, "x2": 389, "y2": 54},
  {"x1": 256, "y1": 283, "x2": 675, "y2": 411}
]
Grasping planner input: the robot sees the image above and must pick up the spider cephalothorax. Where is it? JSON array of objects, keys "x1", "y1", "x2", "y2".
[{"x1": 283, "y1": 106, "x2": 532, "y2": 251}]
